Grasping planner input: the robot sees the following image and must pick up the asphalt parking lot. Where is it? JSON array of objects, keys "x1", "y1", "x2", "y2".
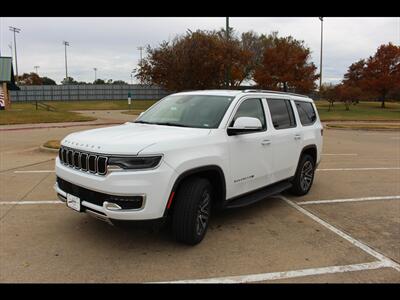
[{"x1": 0, "y1": 120, "x2": 399, "y2": 283}]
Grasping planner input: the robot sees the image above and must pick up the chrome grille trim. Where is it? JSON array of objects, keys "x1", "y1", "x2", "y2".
[{"x1": 59, "y1": 146, "x2": 107, "y2": 176}]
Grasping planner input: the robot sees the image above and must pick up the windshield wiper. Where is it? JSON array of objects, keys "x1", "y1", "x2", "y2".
[
  {"x1": 151, "y1": 122, "x2": 190, "y2": 127},
  {"x1": 134, "y1": 120, "x2": 154, "y2": 124}
]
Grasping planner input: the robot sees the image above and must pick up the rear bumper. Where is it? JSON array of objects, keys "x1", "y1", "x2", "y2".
[{"x1": 55, "y1": 157, "x2": 177, "y2": 220}]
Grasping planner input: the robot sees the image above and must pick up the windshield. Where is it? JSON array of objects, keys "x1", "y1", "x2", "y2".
[{"x1": 135, "y1": 94, "x2": 234, "y2": 128}]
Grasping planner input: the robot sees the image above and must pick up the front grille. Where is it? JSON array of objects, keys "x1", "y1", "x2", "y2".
[
  {"x1": 59, "y1": 146, "x2": 108, "y2": 175},
  {"x1": 57, "y1": 177, "x2": 143, "y2": 209}
]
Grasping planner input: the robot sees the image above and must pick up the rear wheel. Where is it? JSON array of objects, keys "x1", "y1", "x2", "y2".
[
  {"x1": 289, "y1": 154, "x2": 315, "y2": 196},
  {"x1": 172, "y1": 177, "x2": 212, "y2": 245}
]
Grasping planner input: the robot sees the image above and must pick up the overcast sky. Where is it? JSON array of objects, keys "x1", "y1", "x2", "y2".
[{"x1": 0, "y1": 17, "x2": 399, "y2": 85}]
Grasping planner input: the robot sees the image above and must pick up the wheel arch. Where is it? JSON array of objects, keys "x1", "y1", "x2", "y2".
[
  {"x1": 296, "y1": 144, "x2": 318, "y2": 173},
  {"x1": 164, "y1": 165, "x2": 226, "y2": 216}
]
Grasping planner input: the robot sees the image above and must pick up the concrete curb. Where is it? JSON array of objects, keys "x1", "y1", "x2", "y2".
[
  {"x1": 39, "y1": 145, "x2": 59, "y2": 153},
  {"x1": 325, "y1": 124, "x2": 400, "y2": 131}
]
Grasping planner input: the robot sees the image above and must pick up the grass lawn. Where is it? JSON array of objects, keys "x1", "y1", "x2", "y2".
[
  {"x1": 315, "y1": 101, "x2": 400, "y2": 121},
  {"x1": 11, "y1": 100, "x2": 157, "y2": 112},
  {"x1": 0, "y1": 100, "x2": 157, "y2": 125}
]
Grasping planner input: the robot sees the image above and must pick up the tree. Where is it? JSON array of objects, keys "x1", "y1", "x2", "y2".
[
  {"x1": 253, "y1": 35, "x2": 319, "y2": 94},
  {"x1": 41, "y1": 77, "x2": 57, "y2": 85},
  {"x1": 319, "y1": 83, "x2": 338, "y2": 111},
  {"x1": 334, "y1": 83, "x2": 363, "y2": 111},
  {"x1": 94, "y1": 79, "x2": 106, "y2": 84},
  {"x1": 17, "y1": 73, "x2": 43, "y2": 85},
  {"x1": 112, "y1": 80, "x2": 128, "y2": 85},
  {"x1": 362, "y1": 43, "x2": 400, "y2": 108},
  {"x1": 135, "y1": 30, "x2": 251, "y2": 91},
  {"x1": 61, "y1": 77, "x2": 78, "y2": 85}
]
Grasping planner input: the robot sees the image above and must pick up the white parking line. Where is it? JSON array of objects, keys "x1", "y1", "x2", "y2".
[
  {"x1": 280, "y1": 195, "x2": 400, "y2": 272},
  {"x1": 322, "y1": 153, "x2": 358, "y2": 156},
  {"x1": 0, "y1": 200, "x2": 62, "y2": 205},
  {"x1": 317, "y1": 167, "x2": 400, "y2": 171},
  {"x1": 298, "y1": 195, "x2": 400, "y2": 206},
  {"x1": 12, "y1": 167, "x2": 400, "y2": 174},
  {"x1": 14, "y1": 170, "x2": 55, "y2": 173},
  {"x1": 155, "y1": 261, "x2": 389, "y2": 283}
]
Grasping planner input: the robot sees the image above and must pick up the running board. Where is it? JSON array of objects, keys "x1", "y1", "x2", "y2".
[{"x1": 224, "y1": 180, "x2": 292, "y2": 209}]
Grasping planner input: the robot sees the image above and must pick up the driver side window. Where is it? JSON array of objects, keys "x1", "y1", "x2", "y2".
[{"x1": 230, "y1": 98, "x2": 267, "y2": 129}]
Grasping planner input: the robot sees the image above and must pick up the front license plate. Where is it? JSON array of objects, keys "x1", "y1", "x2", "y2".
[{"x1": 66, "y1": 193, "x2": 81, "y2": 211}]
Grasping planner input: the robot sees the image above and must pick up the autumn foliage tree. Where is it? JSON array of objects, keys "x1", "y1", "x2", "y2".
[
  {"x1": 253, "y1": 35, "x2": 319, "y2": 94},
  {"x1": 362, "y1": 43, "x2": 400, "y2": 108},
  {"x1": 135, "y1": 30, "x2": 251, "y2": 91}
]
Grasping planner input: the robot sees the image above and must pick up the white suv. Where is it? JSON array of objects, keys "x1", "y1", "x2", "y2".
[{"x1": 55, "y1": 89, "x2": 323, "y2": 245}]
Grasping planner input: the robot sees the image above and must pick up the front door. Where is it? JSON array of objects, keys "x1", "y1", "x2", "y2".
[{"x1": 227, "y1": 98, "x2": 274, "y2": 198}]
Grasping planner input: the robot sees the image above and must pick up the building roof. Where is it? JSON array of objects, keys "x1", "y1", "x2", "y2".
[{"x1": 0, "y1": 57, "x2": 19, "y2": 90}]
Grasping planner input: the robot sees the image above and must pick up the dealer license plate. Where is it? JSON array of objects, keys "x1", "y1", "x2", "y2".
[{"x1": 66, "y1": 193, "x2": 81, "y2": 212}]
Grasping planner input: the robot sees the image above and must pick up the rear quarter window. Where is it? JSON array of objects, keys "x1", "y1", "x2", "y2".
[{"x1": 295, "y1": 101, "x2": 317, "y2": 126}]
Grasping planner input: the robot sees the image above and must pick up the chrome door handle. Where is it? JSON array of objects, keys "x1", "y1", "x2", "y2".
[
  {"x1": 294, "y1": 134, "x2": 301, "y2": 140},
  {"x1": 261, "y1": 140, "x2": 271, "y2": 146}
]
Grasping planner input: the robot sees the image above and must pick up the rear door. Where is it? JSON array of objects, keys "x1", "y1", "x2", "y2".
[{"x1": 265, "y1": 98, "x2": 302, "y2": 182}]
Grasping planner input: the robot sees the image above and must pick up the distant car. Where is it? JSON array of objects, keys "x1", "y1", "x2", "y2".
[{"x1": 55, "y1": 89, "x2": 323, "y2": 245}]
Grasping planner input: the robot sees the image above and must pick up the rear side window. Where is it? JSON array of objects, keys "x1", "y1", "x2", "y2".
[
  {"x1": 295, "y1": 101, "x2": 317, "y2": 126},
  {"x1": 267, "y1": 99, "x2": 296, "y2": 129}
]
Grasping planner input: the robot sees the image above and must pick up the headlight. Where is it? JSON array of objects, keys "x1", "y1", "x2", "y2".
[{"x1": 107, "y1": 155, "x2": 162, "y2": 170}]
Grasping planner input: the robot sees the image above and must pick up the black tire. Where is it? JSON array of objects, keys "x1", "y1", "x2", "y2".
[
  {"x1": 289, "y1": 154, "x2": 315, "y2": 196},
  {"x1": 172, "y1": 177, "x2": 212, "y2": 245}
]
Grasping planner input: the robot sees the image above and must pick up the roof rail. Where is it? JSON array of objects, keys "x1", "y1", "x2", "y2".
[{"x1": 242, "y1": 89, "x2": 310, "y2": 98}]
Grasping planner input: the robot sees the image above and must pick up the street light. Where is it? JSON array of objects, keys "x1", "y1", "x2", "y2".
[
  {"x1": 137, "y1": 46, "x2": 144, "y2": 66},
  {"x1": 93, "y1": 68, "x2": 97, "y2": 82},
  {"x1": 62, "y1": 41, "x2": 70, "y2": 83},
  {"x1": 9, "y1": 26, "x2": 21, "y2": 82},
  {"x1": 34, "y1": 65, "x2": 40, "y2": 75},
  {"x1": 319, "y1": 17, "x2": 324, "y2": 92},
  {"x1": 225, "y1": 17, "x2": 231, "y2": 88}
]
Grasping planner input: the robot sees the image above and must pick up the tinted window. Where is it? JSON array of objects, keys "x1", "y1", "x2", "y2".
[
  {"x1": 295, "y1": 101, "x2": 317, "y2": 126},
  {"x1": 231, "y1": 98, "x2": 266, "y2": 129},
  {"x1": 267, "y1": 99, "x2": 296, "y2": 129}
]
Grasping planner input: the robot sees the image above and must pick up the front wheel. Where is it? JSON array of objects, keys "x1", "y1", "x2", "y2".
[
  {"x1": 172, "y1": 177, "x2": 212, "y2": 245},
  {"x1": 289, "y1": 154, "x2": 315, "y2": 196}
]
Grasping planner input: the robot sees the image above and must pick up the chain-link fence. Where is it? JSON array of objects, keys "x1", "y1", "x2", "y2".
[{"x1": 9, "y1": 84, "x2": 170, "y2": 102}]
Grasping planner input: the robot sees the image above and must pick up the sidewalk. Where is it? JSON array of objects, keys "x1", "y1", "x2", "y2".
[{"x1": 0, "y1": 110, "x2": 138, "y2": 131}]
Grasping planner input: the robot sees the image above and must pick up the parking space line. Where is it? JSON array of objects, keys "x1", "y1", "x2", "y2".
[
  {"x1": 317, "y1": 167, "x2": 400, "y2": 171},
  {"x1": 0, "y1": 200, "x2": 62, "y2": 205},
  {"x1": 298, "y1": 195, "x2": 400, "y2": 206},
  {"x1": 322, "y1": 153, "x2": 358, "y2": 156},
  {"x1": 280, "y1": 195, "x2": 400, "y2": 272},
  {"x1": 154, "y1": 261, "x2": 389, "y2": 283},
  {"x1": 14, "y1": 170, "x2": 55, "y2": 173}
]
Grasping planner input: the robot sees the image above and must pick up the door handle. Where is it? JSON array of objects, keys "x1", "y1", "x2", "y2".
[
  {"x1": 261, "y1": 140, "x2": 271, "y2": 146},
  {"x1": 294, "y1": 134, "x2": 301, "y2": 140}
]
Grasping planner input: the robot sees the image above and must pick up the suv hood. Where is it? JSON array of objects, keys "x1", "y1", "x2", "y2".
[{"x1": 61, "y1": 122, "x2": 211, "y2": 155}]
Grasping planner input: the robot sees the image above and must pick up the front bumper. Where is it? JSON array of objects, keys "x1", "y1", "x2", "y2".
[{"x1": 55, "y1": 157, "x2": 177, "y2": 221}]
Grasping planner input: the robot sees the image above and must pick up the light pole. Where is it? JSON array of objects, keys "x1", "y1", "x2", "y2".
[
  {"x1": 319, "y1": 17, "x2": 324, "y2": 92},
  {"x1": 137, "y1": 46, "x2": 144, "y2": 66},
  {"x1": 93, "y1": 68, "x2": 97, "y2": 82},
  {"x1": 225, "y1": 17, "x2": 231, "y2": 88},
  {"x1": 9, "y1": 26, "x2": 21, "y2": 82},
  {"x1": 34, "y1": 65, "x2": 40, "y2": 75},
  {"x1": 63, "y1": 41, "x2": 70, "y2": 83}
]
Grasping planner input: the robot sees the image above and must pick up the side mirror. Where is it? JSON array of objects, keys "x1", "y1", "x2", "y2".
[{"x1": 227, "y1": 117, "x2": 263, "y2": 136}]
